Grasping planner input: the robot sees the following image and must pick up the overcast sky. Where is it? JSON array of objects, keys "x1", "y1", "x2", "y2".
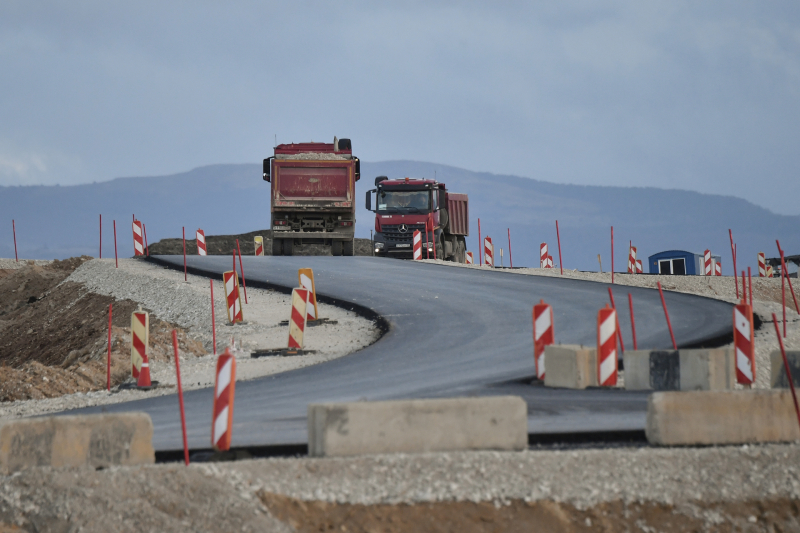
[{"x1": 1, "y1": 1, "x2": 799, "y2": 214}]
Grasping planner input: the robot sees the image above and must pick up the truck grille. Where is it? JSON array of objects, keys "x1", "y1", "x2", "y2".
[{"x1": 382, "y1": 224, "x2": 426, "y2": 242}]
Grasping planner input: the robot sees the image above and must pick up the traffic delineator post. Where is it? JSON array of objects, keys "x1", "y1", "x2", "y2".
[
  {"x1": 758, "y1": 252, "x2": 766, "y2": 277},
  {"x1": 484, "y1": 237, "x2": 494, "y2": 267},
  {"x1": 254, "y1": 236, "x2": 264, "y2": 256},
  {"x1": 533, "y1": 300, "x2": 554, "y2": 380},
  {"x1": 628, "y1": 245, "x2": 637, "y2": 274},
  {"x1": 132, "y1": 220, "x2": 144, "y2": 256},
  {"x1": 465, "y1": 251, "x2": 473, "y2": 264},
  {"x1": 197, "y1": 229, "x2": 207, "y2": 256},
  {"x1": 288, "y1": 288, "x2": 310, "y2": 349},
  {"x1": 130, "y1": 309, "x2": 149, "y2": 379},
  {"x1": 413, "y1": 230, "x2": 422, "y2": 260},
  {"x1": 766, "y1": 265, "x2": 774, "y2": 278},
  {"x1": 540, "y1": 243, "x2": 548, "y2": 268},
  {"x1": 715, "y1": 259, "x2": 722, "y2": 276},
  {"x1": 704, "y1": 249, "x2": 712, "y2": 276},
  {"x1": 734, "y1": 301, "x2": 755, "y2": 385},
  {"x1": 223, "y1": 271, "x2": 244, "y2": 324},
  {"x1": 298, "y1": 268, "x2": 320, "y2": 322},
  {"x1": 636, "y1": 259, "x2": 643, "y2": 274},
  {"x1": 597, "y1": 304, "x2": 618, "y2": 386},
  {"x1": 212, "y1": 348, "x2": 236, "y2": 451}
]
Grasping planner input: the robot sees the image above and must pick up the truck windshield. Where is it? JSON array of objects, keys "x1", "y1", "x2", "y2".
[{"x1": 377, "y1": 190, "x2": 430, "y2": 213}]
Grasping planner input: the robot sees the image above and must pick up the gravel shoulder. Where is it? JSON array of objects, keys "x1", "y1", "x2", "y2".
[{"x1": 0, "y1": 258, "x2": 381, "y2": 419}]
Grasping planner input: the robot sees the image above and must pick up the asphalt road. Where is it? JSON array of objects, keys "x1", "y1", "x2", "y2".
[{"x1": 69, "y1": 256, "x2": 733, "y2": 451}]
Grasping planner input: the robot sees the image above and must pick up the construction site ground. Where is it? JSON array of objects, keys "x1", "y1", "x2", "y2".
[{"x1": 0, "y1": 250, "x2": 799, "y2": 531}]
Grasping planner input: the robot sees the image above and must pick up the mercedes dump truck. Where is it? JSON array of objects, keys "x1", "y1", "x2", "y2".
[
  {"x1": 263, "y1": 137, "x2": 360, "y2": 256},
  {"x1": 365, "y1": 176, "x2": 468, "y2": 261}
]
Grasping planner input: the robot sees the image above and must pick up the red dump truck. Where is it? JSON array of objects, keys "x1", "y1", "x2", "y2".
[
  {"x1": 263, "y1": 137, "x2": 360, "y2": 256},
  {"x1": 365, "y1": 177, "x2": 468, "y2": 261}
]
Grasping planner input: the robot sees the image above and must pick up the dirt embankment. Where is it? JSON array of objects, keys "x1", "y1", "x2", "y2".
[
  {"x1": 0, "y1": 258, "x2": 204, "y2": 401},
  {"x1": 147, "y1": 229, "x2": 375, "y2": 256}
]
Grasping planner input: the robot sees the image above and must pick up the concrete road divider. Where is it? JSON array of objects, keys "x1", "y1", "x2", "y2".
[
  {"x1": 543, "y1": 345, "x2": 598, "y2": 389},
  {"x1": 308, "y1": 396, "x2": 527, "y2": 457},
  {"x1": 770, "y1": 350, "x2": 800, "y2": 388},
  {"x1": 0, "y1": 413, "x2": 154, "y2": 474},
  {"x1": 646, "y1": 390, "x2": 800, "y2": 445},
  {"x1": 624, "y1": 349, "x2": 735, "y2": 391}
]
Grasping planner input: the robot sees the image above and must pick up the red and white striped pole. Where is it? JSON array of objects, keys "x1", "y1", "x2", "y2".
[
  {"x1": 132, "y1": 220, "x2": 144, "y2": 256},
  {"x1": 597, "y1": 304, "x2": 618, "y2": 386},
  {"x1": 507, "y1": 228, "x2": 513, "y2": 269},
  {"x1": 704, "y1": 249, "x2": 712, "y2": 276},
  {"x1": 540, "y1": 243, "x2": 548, "y2": 268},
  {"x1": 533, "y1": 300, "x2": 554, "y2": 380},
  {"x1": 223, "y1": 271, "x2": 244, "y2": 324},
  {"x1": 483, "y1": 237, "x2": 494, "y2": 267},
  {"x1": 413, "y1": 230, "x2": 422, "y2": 260},
  {"x1": 196, "y1": 229, "x2": 207, "y2": 255},
  {"x1": 758, "y1": 252, "x2": 766, "y2": 277},
  {"x1": 288, "y1": 288, "x2": 310, "y2": 349},
  {"x1": 212, "y1": 348, "x2": 236, "y2": 451},
  {"x1": 734, "y1": 301, "x2": 755, "y2": 385},
  {"x1": 465, "y1": 252, "x2": 473, "y2": 264},
  {"x1": 113, "y1": 220, "x2": 118, "y2": 268},
  {"x1": 556, "y1": 220, "x2": 563, "y2": 275},
  {"x1": 172, "y1": 330, "x2": 190, "y2": 465},
  {"x1": 12, "y1": 220, "x2": 17, "y2": 263}
]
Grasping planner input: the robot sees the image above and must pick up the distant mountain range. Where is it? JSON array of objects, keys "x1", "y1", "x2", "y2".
[{"x1": 0, "y1": 161, "x2": 797, "y2": 273}]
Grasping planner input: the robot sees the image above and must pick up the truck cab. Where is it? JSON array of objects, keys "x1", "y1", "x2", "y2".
[{"x1": 365, "y1": 176, "x2": 468, "y2": 262}]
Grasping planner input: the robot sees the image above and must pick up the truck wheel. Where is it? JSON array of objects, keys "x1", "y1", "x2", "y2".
[
  {"x1": 343, "y1": 239, "x2": 354, "y2": 256},
  {"x1": 331, "y1": 240, "x2": 343, "y2": 256},
  {"x1": 459, "y1": 238, "x2": 467, "y2": 263},
  {"x1": 435, "y1": 238, "x2": 444, "y2": 261},
  {"x1": 284, "y1": 239, "x2": 294, "y2": 256},
  {"x1": 271, "y1": 239, "x2": 282, "y2": 256}
]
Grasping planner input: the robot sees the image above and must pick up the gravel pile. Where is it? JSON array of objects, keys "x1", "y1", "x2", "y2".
[{"x1": 0, "y1": 258, "x2": 52, "y2": 269}]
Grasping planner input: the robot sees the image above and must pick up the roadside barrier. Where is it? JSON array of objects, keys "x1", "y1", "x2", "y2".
[
  {"x1": 545, "y1": 255, "x2": 554, "y2": 269},
  {"x1": 212, "y1": 348, "x2": 236, "y2": 451},
  {"x1": 413, "y1": 230, "x2": 422, "y2": 260},
  {"x1": 196, "y1": 229, "x2": 207, "y2": 255},
  {"x1": 298, "y1": 268, "x2": 320, "y2": 321},
  {"x1": 767, "y1": 265, "x2": 774, "y2": 278},
  {"x1": 636, "y1": 259, "x2": 643, "y2": 274},
  {"x1": 223, "y1": 271, "x2": 244, "y2": 324},
  {"x1": 465, "y1": 251, "x2": 473, "y2": 264},
  {"x1": 131, "y1": 309, "x2": 149, "y2": 379},
  {"x1": 597, "y1": 304, "x2": 618, "y2": 386},
  {"x1": 625, "y1": 348, "x2": 736, "y2": 391},
  {"x1": 254, "y1": 236, "x2": 264, "y2": 256},
  {"x1": 288, "y1": 288, "x2": 310, "y2": 349},
  {"x1": 540, "y1": 243, "x2": 548, "y2": 268},
  {"x1": 133, "y1": 220, "x2": 144, "y2": 256},
  {"x1": 533, "y1": 300, "x2": 554, "y2": 380},
  {"x1": 484, "y1": 237, "x2": 494, "y2": 267},
  {"x1": 628, "y1": 245, "x2": 637, "y2": 273},
  {"x1": 704, "y1": 249, "x2": 712, "y2": 275},
  {"x1": 734, "y1": 301, "x2": 755, "y2": 385},
  {"x1": 758, "y1": 252, "x2": 766, "y2": 277},
  {"x1": 715, "y1": 260, "x2": 722, "y2": 276}
]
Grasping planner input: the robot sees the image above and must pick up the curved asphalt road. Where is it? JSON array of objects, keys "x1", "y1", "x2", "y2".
[{"x1": 69, "y1": 256, "x2": 733, "y2": 451}]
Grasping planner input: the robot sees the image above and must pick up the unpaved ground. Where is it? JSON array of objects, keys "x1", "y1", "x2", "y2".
[
  {"x1": 0, "y1": 258, "x2": 380, "y2": 419},
  {"x1": 0, "y1": 444, "x2": 798, "y2": 532},
  {"x1": 427, "y1": 259, "x2": 800, "y2": 389}
]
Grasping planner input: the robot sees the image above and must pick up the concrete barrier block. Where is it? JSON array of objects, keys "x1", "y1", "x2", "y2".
[
  {"x1": 544, "y1": 345, "x2": 598, "y2": 389},
  {"x1": 770, "y1": 350, "x2": 800, "y2": 388},
  {"x1": 624, "y1": 350, "x2": 680, "y2": 391},
  {"x1": 679, "y1": 348, "x2": 735, "y2": 391},
  {"x1": 0, "y1": 413, "x2": 154, "y2": 474},
  {"x1": 308, "y1": 396, "x2": 528, "y2": 457},
  {"x1": 646, "y1": 390, "x2": 800, "y2": 445}
]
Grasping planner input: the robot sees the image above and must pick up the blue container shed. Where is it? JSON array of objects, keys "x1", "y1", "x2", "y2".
[{"x1": 648, "y1": 250, "x2": 722, "y2": 275}]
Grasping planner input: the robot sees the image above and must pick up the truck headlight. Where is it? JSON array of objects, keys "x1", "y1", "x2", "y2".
[{"x1": 375, "y1": 242, "x2": 384, "y2": 249}]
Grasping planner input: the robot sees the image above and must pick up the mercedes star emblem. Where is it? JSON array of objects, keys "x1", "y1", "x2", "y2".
[{"x1": 399, "y1": 224, "x2": 408, "y2": 233}]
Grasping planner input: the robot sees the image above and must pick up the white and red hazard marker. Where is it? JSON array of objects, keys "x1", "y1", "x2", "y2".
[
  {"x1": 734, "y1": 302, "x2": 755, "y2": 385},
  {"x1": 715, "y1": 260, "x2": 722, "y2": 276},
  {"x1": 484, "y1": 237, "x2": 494, "y2": 267},
  {"x1": 540, "y1": 243, "x2": 548, "y2": 268},
  {"x1": 635, "y1": 259, "x2": 643, "y2": 274},
  {"x1": 704, "y1": 249, "x2": 712, "y2": 276},
  {"x1": 465, "y1": 251, "x2": 473, "y2": 264},
  {"x1": 597, "y1": 304, "x2": 618, "y2": 386},
  {"x1": 254, "y1": 236, "x2": 264, "y2": 257},
  {"x1": 413, "y1": 230, "x2": 422, "y2": 260},
  {"x1": 545, "y1": 255, "x2": 554, "y2": 269},
  {"x1": 533, "y1": 300, "x2": 554, "y2": 380},
  {"x1": 288, "y1": 288, "x2": 310, "y2": 349},
  {"x1": 766, "y1": 265, "x2": 774, "y2": 278},
  {"x1": 223, "y1": 271, "x2": 244, "y2": 324},
  {"x1": 212, "y1": 347, "x2": 236, "y2": 451},
  {"x1": 628, "y1": 246, "x2": 637, "y2": 274},
  {"x1": 132, "y1": 220, "x2": 144, "y2": 256},
  {"x1": 758, "y1": 252, "x2": 766, "y2": 277},
  {"x1": 196, "y1": 229, "x2": 207, "y2": 256},
  {"x1": 298, "y1": 268, "x2": 320, "y2": 322},
  {"x1": 130, "y1": 309, "x2": 149, "y2": 379}
]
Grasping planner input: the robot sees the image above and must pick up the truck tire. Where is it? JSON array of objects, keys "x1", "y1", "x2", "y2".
[
  {"x1": 343, "y1": 239, "x2": 354, "y2": 256},
  {"x1": 331, "y1": 240, "x2": 343, "y2": 256},
  {"x1": 435, "y1": 237, "x2": 444, "y2": 261},
  {"x1": 284, "y1": 239, "x2": 294, "y2": 256},
  {"x1": 272, "y1": 239, "x2": 282, "y2": 256},
  {"x1": 458, "y1": 237, "x2": 467, "y2": 263}
]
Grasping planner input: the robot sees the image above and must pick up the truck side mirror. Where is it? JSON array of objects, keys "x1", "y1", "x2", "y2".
[
  {"x1": 365, "y1": 189, "x2": 373, "y2": 211},
  {"x1": 354, "y1": 158, "x2": 361, "y2": 182},
  {"x1": 438, "y1": 190, "x2": 446, "y2": 210},
  {"x1": 262, "y1": 157, "x2": 272, "y2": 182}
]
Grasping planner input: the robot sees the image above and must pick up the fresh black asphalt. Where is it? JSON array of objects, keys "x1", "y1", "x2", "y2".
[{"x1": 66, "y1": 256, "x2": 733, "y2": 451}]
